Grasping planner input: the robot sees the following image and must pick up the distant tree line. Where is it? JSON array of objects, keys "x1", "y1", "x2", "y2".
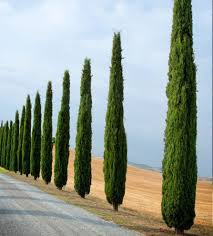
[
  {"x1": 0, "y1": 1, "x2": 198, "y2": 233},
  {"x1": 0, "y1": 33, "x2": 127, "y2": 210}
]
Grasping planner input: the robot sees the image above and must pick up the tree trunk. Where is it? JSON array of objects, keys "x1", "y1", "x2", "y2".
[
  {"x1": 113, "y1": 203, "x2": 118, "y2": 211},
  {"x1": 175, "y1": 228, "x2": 184, "y2": 235}
]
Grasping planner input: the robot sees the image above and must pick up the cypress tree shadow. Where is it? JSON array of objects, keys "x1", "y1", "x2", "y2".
[
  {"x1": 0, "y1": 208, "x2": 117, "y2": 227},
  {"x1": 0, "y1": 196, "x2": 68, "y2": 206}
]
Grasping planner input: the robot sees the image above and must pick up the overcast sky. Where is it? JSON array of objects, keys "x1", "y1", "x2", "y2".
[{"x1": 0, "y1": 0, "x2": 211, "y2": 177}]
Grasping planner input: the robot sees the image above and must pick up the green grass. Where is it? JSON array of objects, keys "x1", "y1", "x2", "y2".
[{"x1": 0, "y1": 167, "x2": 8, "y2": 173}]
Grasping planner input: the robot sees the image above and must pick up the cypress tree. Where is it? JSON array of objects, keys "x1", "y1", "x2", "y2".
[
  {"x1": 1, "y1": 123, "x2": 5, "y2": 167},
  {"x1": 54, "y1": 71, "x2": 70, "y2": 190},
  {"x1": 17, "y1": 106, "x2": 25, "y2": 175},
  {"x1": 30, "y1": 92, "x2": 41, "y2": 180},
  {"x1": 161, "y1": 0, "x2": 197, "y2": 234},
  {"x1": 74, "y1": 59, "x2": 92, "y2": 198},
  {"x1": 0, "y1": 121, "x2": 4, "y2": 166},
  {"x1": 0, "y1": 124, "x2": 1, "y2": 164},
  {"x1": 6, "y1": 121, "x2": 13, "y2": 170},
  {"x1": 0, "y1": 121, "x2": 2, "y2": 141},
  {"x1": 1, "y1": 122, "x2": 9, "y2": 167},
  {"x1": 0, "y1": 124, "x2": 5, "y2": 167},
  {"x1": 41, "y1": 81, "x2": 53, "y2": 184},
  {"x1": 22, "y1": 95, "x2": 32, "y2": 177},
  {"x1": 12, "y1": 111, "x2": 19, "y2": 172},
  {"x1": 103, "y1": 33, "x2": 127, "y2": 211},
  {"x1": 9, "y1": 123, "x2": 14, "y2": 171}
]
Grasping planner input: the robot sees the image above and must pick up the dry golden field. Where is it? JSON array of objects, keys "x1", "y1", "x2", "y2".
[{"x1": 63, "y1": 149, "x2": 212, "y2": 227}]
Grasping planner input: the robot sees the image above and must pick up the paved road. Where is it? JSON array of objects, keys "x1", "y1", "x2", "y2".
[{"x1": 0, "y1": 174, "x2": 139, "y2": 236}]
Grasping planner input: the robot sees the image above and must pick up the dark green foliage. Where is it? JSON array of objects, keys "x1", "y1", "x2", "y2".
[
  {"x1": 52, "y1": 137, "x2": 55, "y2": 145},
  {"x1": 0, "y1": 124, "x2": 5, "y2": 167},
  {"x1": 22, "y1": 95, "x2": 32, "y2": 177},
  {"x1": 17, "y1": 106, "x2": 25, "y2": 175},
  {"x1": 161, "y1": 0, "x2": 197, "y2": 234},
  {"x1": 103, "y1": 33, "x2": 127, "y2": 211},
  {"x1": 41, "y1": 81, "x2": 53, "y2": 184},
  {"x1": 1, "y1": 126, "x2": 4, "y2": 166},
  {"x1": 1, "y1": 122, "x2": 9, "y2": 167},
  {"x1": 0, "y1": 121, "x2": 4, "y2": 166},
  {"x1": 30, "y1": 92, "x2": 41, "y2": 180},
  {"x1": 6, "y1": 121, "x2": 13, "y2": 170},
  {"x1": 9, "y1": 124, "x2": 14, "y2": 171},
  {"x1": 54, "y1": 71, "x2": 70, "y2": 189},
  {"x1": 74, "y1": 59, "x2": 92, "y2": 198},
  {"x1": 12, "y1": 111, "x2": 19, "y2": 172}
]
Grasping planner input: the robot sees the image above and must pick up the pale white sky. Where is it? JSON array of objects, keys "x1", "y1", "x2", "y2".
[{"x1": 0, "y1": 0, "x2": 211, "y2": 176}]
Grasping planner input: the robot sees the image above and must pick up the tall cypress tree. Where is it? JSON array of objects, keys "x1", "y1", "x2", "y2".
[
  {"x1": 74, "y1": 59, "x2": 92, "y2": 198},
  {"x1": 12, "y1": 111, "x2": 19, "y2": 172},
  {"x1": 0, "y1": 124, "x2": 5, "y2": 167},
  {"x1": 17, "y1": 106, "x2": 25, "y2": 175},
  {"x1": 103, "y1": 33, "x2": 127, "y2": 211},
  {"x1": 161, "y1": 0, "x2": 197, "y2": 234},
  {"x1": 30, "y1": 92, "x2": 41, "y2": 180},
  {"x1": 22, "y1": 95, "x2": 32, "y2": 177},
  {"x1": 9, "y1": 123, "x2": 14, "y2": 171},
  {"x1": 41, "y1": 81, "x2": 53, "y2": 184},
  {"x1": 6, "y1": 121, "x2": 13, "y2": 170},
  {"x1": 54, "y1": 71, "x2": 70, "y2": 190},
  {"x1": 1, "y1": 121, "x2": 9, "y2": 167},
  {"x1": 0, "y1": 121, "x2": 4, "y2": 166}
]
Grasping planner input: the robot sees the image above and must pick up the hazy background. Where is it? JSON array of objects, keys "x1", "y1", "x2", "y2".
[{"x1": 0, "y1": 0, "x2": 211, "y2": 177}]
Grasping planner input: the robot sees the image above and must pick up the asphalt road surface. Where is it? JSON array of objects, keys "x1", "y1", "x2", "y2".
[{"x1": 0, "y1": 174, "x2": 139, "y2": 236}]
